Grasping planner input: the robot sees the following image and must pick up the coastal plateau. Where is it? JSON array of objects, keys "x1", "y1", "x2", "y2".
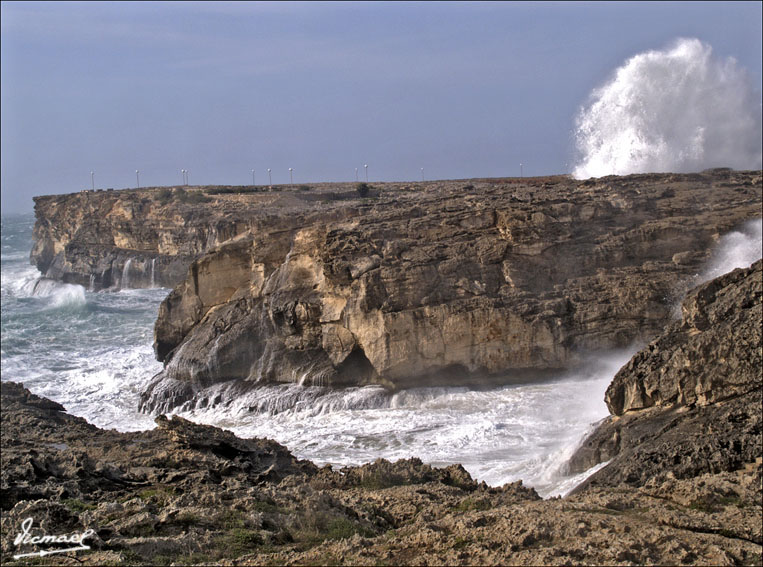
[
  {"x1": 33, "y1": 171, "x2": 760, "y2": 411},
  {"x1": 2, "y1": 259, "x2": 761, "y2": 565}
]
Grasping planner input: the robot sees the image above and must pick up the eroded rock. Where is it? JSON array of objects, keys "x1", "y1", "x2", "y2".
[{"x1": 139, "y1": 172, "x2": 762, "y2": 412}]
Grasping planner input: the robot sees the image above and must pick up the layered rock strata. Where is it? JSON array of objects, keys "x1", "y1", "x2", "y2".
[
  {"x1": 139, "y1": 171, "x2": 762, "y2": 412},
  {"x1": 5, "y1": 220, "x2": 761, "y2": 565},
  {"x1": 31, "y1": 186, "x2": 301, "y2": 290},
  {"x1": 569, "y1": 259, "x2": 762, "y2": 489}
]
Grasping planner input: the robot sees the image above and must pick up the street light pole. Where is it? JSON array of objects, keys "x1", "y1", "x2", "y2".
[
  {"x1": 364, "y1": 164, "x2": 368, "y2": 182},
  {"x1": 355, "y1": 168, "x2": 358, "y2": 182},
  {"x1": 136, "y1": 170, "x2": 140, "y2": 188},
  {"x1": 268, "y1": 168, "x2": 272, "y2": 186},
  {"x1": 252, "y1": 169, "x2": 255, "y2": 185},
  {"x1": 289, "y1": 167, "x2": 293, "y2": 184},
  {"x1": 421, "y1": 168, "x2": 424, "y2": 182},
  {"x1": 520, "y1": 163, "x2": 523, "y2": 178},
  {"x1": 90, "y1": 171, "x2": 94, "y2": 190}
]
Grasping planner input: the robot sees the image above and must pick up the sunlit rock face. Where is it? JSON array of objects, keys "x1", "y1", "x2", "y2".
[{"x1": 84, "y1": 171, "x2": 758, "y2": 413}]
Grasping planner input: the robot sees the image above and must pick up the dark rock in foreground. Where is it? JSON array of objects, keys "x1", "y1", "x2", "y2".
[{"x1": 570, "y1": 260, "x2": 762, "y2": 487}]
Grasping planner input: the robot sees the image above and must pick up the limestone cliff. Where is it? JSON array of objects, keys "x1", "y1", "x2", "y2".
[
  {"x1": 32, "y1": 186, "x2": 253, "y2": 290},
  {"x1": 136, "y1": 170, "x2": 762, "y2": 412}
]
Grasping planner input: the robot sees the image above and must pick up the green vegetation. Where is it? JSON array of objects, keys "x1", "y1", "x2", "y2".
[
  {"x1": 154, "y1": 187, "x2": 212, "y2": 204},
  {"x1": 175, "y1": 511, "x2": 202, "y2": 527},
  {"x1": 219, "y1": 527, "x2": 263, "y2": 553},
  {"x1": 137, "y1": 485, "x2": 176, "y2": 506},
  {"x1": 175, "y1": 188, "x2": 212, "y2": 203},
  {"x1": 206, "y1": 186, "x2": 263, "y2": 195},
  {"x1": 688, "y1": 498, "x2": 718, "y2": 514},
  {"x1": 290, "y1": 511, "x2": 374, "y2": 547},
  {"x1": 155, "y1": 188, "x2": 174, "y2": 205}
]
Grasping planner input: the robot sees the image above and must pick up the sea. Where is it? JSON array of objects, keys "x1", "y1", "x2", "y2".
[{"x1": 2, "y1": 212, "x2": 761, "y2": 497}]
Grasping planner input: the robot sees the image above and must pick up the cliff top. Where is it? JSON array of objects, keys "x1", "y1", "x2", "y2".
[{"x1": 33, "y1": 168, "x2": 762, "y2": 215}]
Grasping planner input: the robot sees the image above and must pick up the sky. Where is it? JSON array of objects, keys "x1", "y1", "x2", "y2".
[{"x1": 1, "y1": 1, "x2": 761, "y2": 214}]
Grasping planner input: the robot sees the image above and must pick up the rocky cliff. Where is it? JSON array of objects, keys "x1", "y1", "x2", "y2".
[
  {"x1": 136, "y1": 170, "x2": 761, "y2": 413},
  {"x1": 569, "y1": 259, "x2": 762, "y2": 489},
  {"x1": 32, "y1": 186, "x2": 261, "y2": 290}
]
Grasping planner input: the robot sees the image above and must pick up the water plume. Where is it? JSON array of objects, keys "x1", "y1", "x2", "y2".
[
  {"x1": 573, "y1": 38, "x2": 762, "y2": 179},
  {"x1": 700, "y1": 218, "x2": 762, "y2": 283}
]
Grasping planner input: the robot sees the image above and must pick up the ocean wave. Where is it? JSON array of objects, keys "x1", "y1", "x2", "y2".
[{"x1": 573, "y1": 38, "x2": 762, "y2": 178}]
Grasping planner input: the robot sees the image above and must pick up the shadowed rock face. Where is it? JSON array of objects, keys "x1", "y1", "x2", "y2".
[
  {"x1": 29, "y1": 172, "x2": 761, "y2": 410},
  {"x1": 31, "y1": 187, "x2": 255, "y2": 290},
  {"x1": 137, "y1": 171, "x2": 761, "y2": 412},
  {"x1": 569, "y1": 260, "x2": 762, "y2": 487}
]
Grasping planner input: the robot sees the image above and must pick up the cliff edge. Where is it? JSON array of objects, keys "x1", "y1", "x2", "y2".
[
  {"x1": 4, "y1": 256, "x2": 762, "y2": 566},
  {"x1": 138, "y1": 171, "x2": 762, "y2": 412}
]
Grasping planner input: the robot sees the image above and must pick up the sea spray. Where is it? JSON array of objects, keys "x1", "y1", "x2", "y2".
[
  {"x1": 121, "y1": 258, "x2": 133, "y2": 289},
  {"x1": 700, "y1": 218, "x2": 763, "y2": 283},
  {"x1": 179, "y1": 350, "x2": 635, "y2": 497},
  {"x1": 573, "y1": 38, "x2": 763, "y2": 178}
]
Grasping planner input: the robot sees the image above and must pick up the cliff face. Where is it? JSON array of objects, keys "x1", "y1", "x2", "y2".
[
  {"x1": 569, "y1": 259, "x2": 762, "y2": 486},
  {"x1": 136, "y1": 170, "x2": 762, "y2": 413},
  {"x1": 31, "y1": 187, "x2": 251, "y2": 290}
]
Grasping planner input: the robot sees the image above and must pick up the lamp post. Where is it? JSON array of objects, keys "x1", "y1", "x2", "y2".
[
  {"x1": 268, "y1": 168, "x2": 272, "y2": 186},
  {"x1": 520, "y1": 163, "x2": 523, "y2": 178},
  {"x1": 181, "y1": 169, "x2": 185, "y2": 185},
  {"x1": 364, "y1": 164, "x2": 368, "y2": 182},
  {"x1": 136, "y1": 170, "x2": 140, "y2": 188},
  {"x1": 421, "y1": 168, "x2": 424, "y2": 182},
  {"x1": 90, "y1": 171, "x2": 95, "y2": 190},
  {"x1": 252, "y1": 169, "x2": 255, "y2": 185},
  {"x1": 355, "y1": 168, "x2": 358, "y2": 182},
  {"x1": 185, "y1": 170, "x2": 189, "y2": 186},
  {"x1": 289, "y1": 167, "x2": 293, "y2": 184}
]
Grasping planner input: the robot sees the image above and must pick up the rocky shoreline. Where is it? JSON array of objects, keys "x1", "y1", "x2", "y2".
[
  {"x1": 35, "y1": 171, "x2": 762, "y2": 412},
  {"x1": 2, "y1": 259, "x2": 761, "y2": 565}
]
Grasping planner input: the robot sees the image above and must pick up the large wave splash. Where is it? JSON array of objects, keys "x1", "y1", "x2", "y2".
[
  {"x1": 572, "y1": 38, "x2": 763, "y2": 179},
  {"x1": 700, "y1": 218, "x2": 762, "y2": 283}
]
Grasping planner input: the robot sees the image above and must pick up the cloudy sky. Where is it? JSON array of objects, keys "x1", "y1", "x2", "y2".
[{"x1": 2, "y1": 1, "x2": 761, "y2": 214}]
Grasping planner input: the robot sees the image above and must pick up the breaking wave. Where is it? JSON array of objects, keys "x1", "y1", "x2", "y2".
[
  {"x1": 700, "y1": 218, "x2": 762, "y2": 282},
  {"x1": 573, "y1": 38, "x2": 763, "y2": 179}
]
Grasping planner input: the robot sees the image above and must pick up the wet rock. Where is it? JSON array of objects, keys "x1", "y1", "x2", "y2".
[{"x1": 3, "y1": 375, "x2": 761, "y2": 565}]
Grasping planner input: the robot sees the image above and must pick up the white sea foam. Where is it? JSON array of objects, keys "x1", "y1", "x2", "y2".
[
  {"x1": 29, "y1": 278, "x2": 87, "y2": 309},
  {"x1": 4, "y1": 207, "x2": 759, "y2": 498},
  {"x1": 573, "y1": 38, "x2": 763, "y2": 179},
  {"x1": 178, "y1": 351, "x2": 633, "y2": 497},
  {"x1": 700, "y1": 218, "x2": 762, "y2": 282}
]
